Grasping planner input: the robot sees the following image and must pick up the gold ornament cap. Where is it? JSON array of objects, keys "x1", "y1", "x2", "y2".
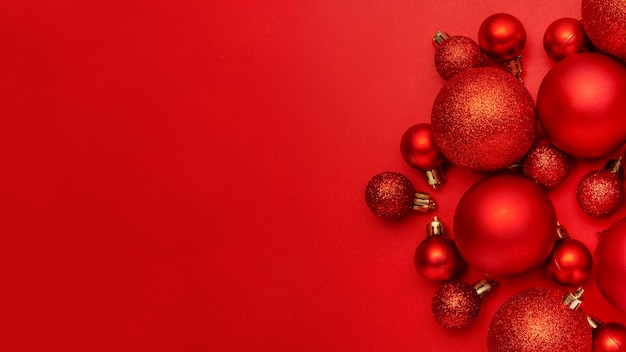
[
  {"x1": 426, "y1": 216, "x2": 447, "y2": 237},
  {"x1": 473, "y1": 279, "x2": 498, "y2": 300},
  {"x1": 503, "y1": 55, "x2": 523, "y2": 82},
  {"x1": 605, "y1": 156, "x2": 623, "y2": 180},
  {"x1": 412, "y1": 192, "x2": 436, "y2": 212},
  {"x1": 556, "y1": 221, "x2": 570, "y2": 239},
  {"x1": 586, "y1": 315, "x2": 603, "y2": 329},
  {"x1": 563, "y1": 287, "x2": 584, "y2": 311},
  {"x1": 432, "y1": 31, "x2": 450, "y2": 47},
  {"x1": 425, "y1": 167, "x2": 444, "y2": 189}
]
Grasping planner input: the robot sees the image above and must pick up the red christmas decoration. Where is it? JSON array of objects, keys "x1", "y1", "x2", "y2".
[
  {"x1": 478, "y1": 13, "x2": 526, "y2": 80},
  {"x1": 537, "y1": 53, "x2": 626, "y2": 158},
  {"x1": 589, "y1": 317, "x2": 626, "y2": 352},
  {"x1": 594, "y1": 217, "x2": 626, "y2": 313},
  {"x1": 431, "y1": 279, "x2": 496, "y2": 329},
  {"x1": 543, "y1": 18, "x2": 592, "y2": 62},
  {"x1": 432, "y1": 31, "x2": 484, "y2": 81},
  {"x1": 582, "y1": 0, "x2": 626, "y2": 63},
  {"x1": 576, "y1": 158, "x2": 624, "y2": 218},
  {"x1": 453, "y1": 174, "x2": 557, "y2": 277},
  {"x1": 545, "y1": 222, "x2": 593, "y2": 286},
  {"x1": 414, "y1": 216, "x2": 465, "y2": 281},
  {"x1": 521, "y1": 139, "x2": 572, "y2": 190},
  {"x1": 364, "y1": 171, "x2": 435, "y2": 220},
  {"x1": 488, "y1": 287, "x2": 592, "y2": 352},
  {"x1": 400, "y1": 123, "x2": 446, "y2": 189},
  {"x1": 431, "y1": 67, "x2": 535, "y2": 173}
]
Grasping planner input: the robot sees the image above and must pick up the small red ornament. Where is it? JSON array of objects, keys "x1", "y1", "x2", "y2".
[
  {"x1": 537, "y1": 53, "x2": 626, "y2": 158},
  {"x1": 543, "y1": 18, "x2": 592, "y2": 62},
  {"x1": 431, "y1": 67, "x2": 535, "y2": 173},
  {"x1": 576, "y1": 158, "x2": 624, "y2": 218},
  {"x1": 582, "y1": 0, "x2": 626, "y2": 63},
  {"x1": 478, "y1": 13, "x2": 526, "y2": 80},
  {"x1": 432, "y1": 31, "x2": 484, "y2": 81},
  {"x1": 453, "y1": 174, "x2": 557, "y2": 277},
  {"x1": 488, "y1": 287, "x2": 592, "y2": 352},
  {"x1": 431, "y1": 279, "x2": 496, "y2": 329},
  {"x1": 546, "y1": 222, "x2": 593, "y2": 286},
  {"x1": 365, "y1": 171, "x2": 435, "y2": 220},
  {"x1": 594, "y1": 216, "x2": 626, "y2": 313},
  {"x1": 414, "y1": 216, "x2": 465, "y2": 281},
  {"x1": 400, "y1": 123, "x2": 446, "y2": 189},
  {"x1": 589, "y1": 318, "x2": 626, "y2": 352},
  {"x1": 522, "y1": 140, "x2": 572, "y2": 190}
]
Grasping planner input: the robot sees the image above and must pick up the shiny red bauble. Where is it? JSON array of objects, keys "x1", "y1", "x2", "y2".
[
  {"x1": 543, "y1": 18, "x2": 591, "y2": 62},
  {"x1": 522, "y1": 140, "x2": 571, "y2": 190},
  {"x1": 431, "y1": 67, "x2": 535, "y2": 173},
  {"x1": 594, "y1": 217, "x2": 626, "y2": 313},
  {"x1": 546, "y1": 238, "x2": 593, "y2": 286},
  {"x1": 453, "y1": 174, "x2": 557, "y2": 277},
  {"x1": 537, "y1": 53, "x2": 626, "y2": 158},
  {"x1": 478, "y1": 13, "x2": 526, "y2": 61},
  {"x1": 593, "y1": 322, "x2": 626, "y2": 352},
  {"x1": 576, "y1": 169, "x2": 624, "y2": 217},
  {"x1": 434, "y1": 35, "x2": 484, "y2": 80},
  {"x1": 400, "y1": 123, "x2": 445, "y2": 171},
  {"x1": 414, "y1": 217, "x2": 465, "y2": 281},
  {"x1": 582, "y1": 0, "x2": 626, "y2": 63}
]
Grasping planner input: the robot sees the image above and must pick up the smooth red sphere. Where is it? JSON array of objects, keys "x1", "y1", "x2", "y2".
[
  {"x1": 414, "y1": 236, "x2": 465, "y2": 281},
  {"x1": 582, "y1": 0, "x2": 626, "y2": 63},
  {"x1": 594, "y1": 217, "x2": 626, "y2": 313},
  {"x1": 453, "y1": 174, "x2": 557, "y2": 277},
  {"x1": 431, "y1": 281, "x2": 481, "y2": 329},
  {"x1": 537, "y1": 53, "x2": 626, "y2": 158},
  {"x1": 546, "y1": 238, "x2": 593, "y2": 286},
  {"x1": 543, "y1": 18, "x2": 591, "y2": 62},
  {"x1": 593, "y1": 322, "x2": 626, "y2": 352},
  {"x1": 400, "y1": 123, "x2": 446, "y2": 171},
  {"x1": 478, "y1": 13, "x2": 527, "y2": 61}
]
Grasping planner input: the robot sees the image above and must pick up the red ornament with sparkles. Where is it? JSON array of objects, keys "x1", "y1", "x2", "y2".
[
  {"x1": 537, "y1": 53, "x2": 626, "y2": 158},
  {"x1": 546, "y1": 223, "x2": 593, "y2": 286},
  {"x1": 522, "y1": 140, "x2": 572, "y2": 190},
  {"x1": 582, "y1": 0, "x2": 626, "y2": 63},
  {"x1": 431, "y1": 279, "x2": 496, "y2": 329},
  {"x1": 543, "y1": 18, "x2": 592, "y2": 62},
  {"x1": 453, "y1": 174, "x2": 557, "y2": 277},
  {"x1": 592, "y1": 321, "x2": 626, "y2": 352},
  {"x1": 594, "y1": 216, "x2": 626, "y2": 313},
  {"x1": 414, "y1": 216, "x2": 465, "y2": 281},
  {"x1": 576, "y1": 158, "x2": 624, "y2": 218},
  {"x1": 400, "y1": 123, "x2": 446, "y2": 189},
  {"x1": 432, "y1": 32, "x2": 484, "y2": 81},
  {"x1": 478, "y1": 13, "x2": 526, "y2": 61},
  {"x1": 431, "y1": 67, "x2": 535, "y2": 173},
  {"x1": 364, "y1": 171, "x2": 435, "y2": 220},
  {"x1": 488, "y1": 287, "x2": 592, "y2": 352}
]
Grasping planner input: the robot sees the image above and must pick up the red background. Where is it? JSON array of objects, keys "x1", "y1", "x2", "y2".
[{"x1": 2, "y1": 0, "x2": 626, "y2": 351}]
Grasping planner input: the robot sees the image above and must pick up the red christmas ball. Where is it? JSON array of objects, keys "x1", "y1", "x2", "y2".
[
  {"x1": 414, "y1": 217, "x2": 465, "y2": 281},
  {"x1": 594, "y1": 217, "x2": 626, "y2": 313},
  {"x1": 543, "y1": 18, "x2": 591, "y2": 62},
  {"x1": 537, "y1": 53, "x2": 626, "y2": 158},
  {"x1": 434, "y1": 36, "x2": 484, "y2": 80},
  {"x1": 522, "y1": 140, "x2": 572, "y2": 190},
  {"x1": 582, "y1": 0, "x2": 626, "y2": 63},
  {"x1": 431, "y1": 67, "x2": 535, "y2": 173},
  {"x1": 400, "y1": 123, "x2": 446, "y2": 171},
  {"x1": 488, "y1": 288, "x2": 592, "y2": 352},
  {"x1": 365, "y1": 171, "x2": 417, "y2": 220},
  {"x1": 431, "y1": 281, "x2": 481, "y2": 329},
  {"x1": 478, "y1": 13, "x2": 526, "y2": 61},
  {"x1": 453, "y1": 174, "x2": 557, "y2": 277},
  {"x1": 546, "y1": 238, "x2": 593, "y2": 286},
  {"x1": 593, "y1": 322, "x2": 626, "y2": 352},
  {"x1": 576, "y1": 169, "x2": 624, "y2": 217}
]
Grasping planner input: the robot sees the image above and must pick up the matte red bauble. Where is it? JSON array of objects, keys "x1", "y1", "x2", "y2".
[
  {"x1": 364, "y1": 171, "x2": 435, "y2": 220},
  {"x1": 522, "y1": 140, "x2": 571, "y2": 190},
  {"x1": 433, "y1": 33, "x2": 484, "y2": 80},
  {"x1": 478, "y1": 13, "x2": 526, "y2": 61},
  {"x1": 593, "y1": 322, "x2": 626, "y2": 352},
  {"x1": 414, "y1": 216, "x2": 465, "y2": 281},
  {"x1": 431, "y1": 279, "x2": 496, "y2": 329},
  {"x1": 546, "y1": 237, "x2": 593, "y2": 286},
  {"x1": 400, "y1": 123, "x2": 446, "y2": 188},
  {"x1": 488, "y1": 288, "x2": 592, "y2": 352},
  {"x1": 537, "y1": 53, "x2": 626, "y2": 158},
  {"x1": 453, "y1": 174, "x2": 557, "y2": 277},
  {"x1": 543, "y1": 18, "x2": 591, "y2": 62},
  {"x1": 594, "y1": 217, "x2": 626, "y2": 313},
  {"x1": 582, "y1": 0, "x2": 626, "y2": 63},
  {"x1": 431, "y1": 67, "x2": 535, "y2": 173}
]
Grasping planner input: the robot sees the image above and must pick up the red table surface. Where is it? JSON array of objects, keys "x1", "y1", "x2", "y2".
[{"x1": 1, "y1": 0, "x2": 625, "y2": 351}]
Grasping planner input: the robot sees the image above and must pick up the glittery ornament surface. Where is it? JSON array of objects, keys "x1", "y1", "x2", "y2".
[
  {"x1": 582, "y1": 0, "x2": 626, "y2": 63},
  {"x1": 522, "y1": 140, "x2": 571, "y2": 190},
  {"x1": 431, "y1": 281, "x2": 481, "y2": 329},
  {"x1": 576, "y1": 169, "x2": 624, "y2": 217},
  {"x1": 488, "y1": 287, "x2": 592, "y2": 352},
  {"x1": 364, "y1": 171, "x2": 415, "y2": 220},
  {"x1": 435, "y1": 36, "x2": 483, "y2": 80},
  {"x1": 431, "y1": 67, "x2": 535, "y2": 173}
]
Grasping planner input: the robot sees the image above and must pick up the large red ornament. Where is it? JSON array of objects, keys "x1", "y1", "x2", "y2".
[
  {"x1": 522, "y1": 140, "x2": 571, "y2": 190},
  {"x1": 488, "y1": 288, "x2": 592, "y2": 352},
  {"x1": 364, "y1": 171, "x2": 435, "y2": 220},
  {"x1": 582, "y1": 0, "x2": 626, "y2": 63},
  {"x1": 432, "y1": 32, "x2": 484, "y2": 81},
  {"x1": 537, "y1": 53, "x2": 626, "y2": 158},
  {"x1": 431, "y1": 67, "x2": 535, "y2": 173},
  {"x1": 478, "y1": 13, "x2": 526, "y2": 61},
  {"x1": 414, "y1": 216, "x2": 465, "y2": 281},
  {"x1": 594, "y1": 217, "x2": 626, "y2": 313},
  {"x1": 453, "y1": 174, "x2": 557, "y2": 277},
  {"x1": 592, "y1": 321, "x2": 626, "y2": 352},
  {"x1": 543, "y1": 18, "x2": 591, "y2": 62},
  {"x1": 400, "y1": 123, "x2": 446, "y2": 189},
  {"x1": 431, "y1": 279, "x2": 496, "y2": 329},
  {"x1": 546, "y1": 223, "x2": 593, "y2": 286}
]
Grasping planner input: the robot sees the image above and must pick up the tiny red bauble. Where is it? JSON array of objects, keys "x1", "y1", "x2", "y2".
[
  {"x1": 594, "y1": 217, "x2": 626, "y2": 313},
  {"x1": 431, "y1": 279, "x2": 496, "y2": 329},
  {"x1": 433, "y1": 32, "x2": 484, "y2": 81},
  {"x1": 546, "y1": 223, "x2": 593, "y2": 286},
  {"x1": 543, "y1": 18, "x2": 591, "y2": 62},
  {"x1": 400, "y1": 123, "x2": 446, "y2": 189},
  {"x1": 414, "y1": 216, "x2": 465, "y2": 281},
  {"x1": 582, "y1": 0, "x2": 626, "y2": 63},
  {"x1": 537, "y1": 53, "x2": 626, "y2": 158},
  {"x1": 593, "y1": 321, "x2": 626, "y2": 352},
  {"x1": 488, "y1": 288, "x2": 592, "y2": 352},
  {"x1": 365, "y1": 171, "x2": 435, "y2": 220},
  {"x1": 453, "y1": 174, "x2": 557, "y2": 277},
  {"x1": 478, "y1": 13, "x2": 526, "y2": 61},
  {"x1": 576, "y1": 159, "x2": 624, "y2": 217},
  {"x1": 431, "y1": 67, "x2": 535, "y2": 173},
  {"x1": 522, "y1": 140, "x2": 572, "y2": 190}
]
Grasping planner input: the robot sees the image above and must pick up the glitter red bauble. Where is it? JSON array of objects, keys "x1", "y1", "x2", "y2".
[
  {"x1": 453, "y1": 174, "x2": 557, "y2": 277},
  {"x1": 431, "y1": 281, "x2": 481, "y2": 329},
  {"x1": 431, "y1": 67, "x2": 535, "y2": 173},
  {"x1": 400, "y1": 123, "x2": 446, "y2": 171},
  {"x1": 593, "y1": 322, "x2": 626, "y2": 352},
  {"x1": 582, "y1": 0, "x2": 626, "y2": 63},
  {"x1": 594, "y1": 217, "x2": 626, "y2": 313},
  {"x1": 487, "y1": 287, "x2": 592, "y2": 352},
  {"x1": 576, "y1": 170, "x2": 624, "y2": 217},
  {"x1": 543, "y1": 18, "x2": 591, "y2": 62},
  {"x1": 364, "y1": 171, "x2": 416, "y2": 220},
  {"x1": 414, "y1": 236, "x2": 465, "y2": 281},
  {"x1": 522, "y1": 140, "x2": 571, "y2": 190},
  {"x1": 434, "y1": 36, "x2": 484, "y2": 80},
  {"x1": 537, "y1": 53, "x2": 626, "y2": 158},
  {"x1": 546, "y1": 238, "x2": 593, "y2": 286},
  {"x1": 478, "y1": 13, "x2": 526, "y2": 61}
]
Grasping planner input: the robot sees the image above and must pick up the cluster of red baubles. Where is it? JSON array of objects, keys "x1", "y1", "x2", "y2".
[{"x1": 364, "y1": 3, "x2": 626, "y2": 351}]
